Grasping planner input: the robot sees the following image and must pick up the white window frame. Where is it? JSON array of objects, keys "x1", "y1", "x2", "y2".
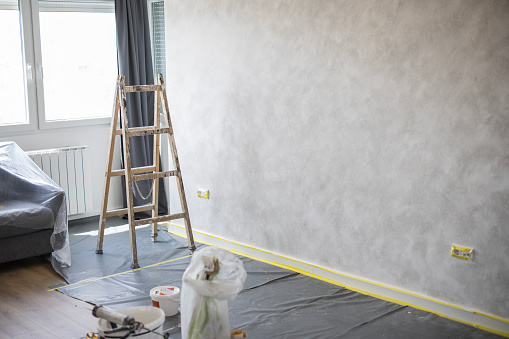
[
  {"x1": 0, "y1": 0, "x2": 115, "y2": 135},
  {"x1": 147, "y1": 0, "x2": 165, "y2": 75},
  {"x1": 147, "y1": 0, "x2": 166, "y2": 122},
  {"x1": 0, "y1": 0, "x2": 38, "y2": 134}
]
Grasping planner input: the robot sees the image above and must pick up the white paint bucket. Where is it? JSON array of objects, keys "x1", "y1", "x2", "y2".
[
  {"x1": 97, "y1": 306, "x2": 164, "y2": 339},
  {"x1": 150, "y1": 286, "x2": 181, "y2": 316}
]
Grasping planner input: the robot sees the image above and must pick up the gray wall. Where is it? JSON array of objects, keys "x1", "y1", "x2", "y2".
[{"x1": 164, "y1": 0, "x2": 509, "y2": 319}]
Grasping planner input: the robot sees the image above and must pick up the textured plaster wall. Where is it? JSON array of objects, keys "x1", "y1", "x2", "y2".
[{"x1": 164, "y1": 0, "x2": 509, "y2": 318}]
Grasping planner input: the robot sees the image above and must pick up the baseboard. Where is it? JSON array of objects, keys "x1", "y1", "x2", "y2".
[
  {"x1": 166, "y1": 223, "x2": 509, "y2": 338},
  {"x1": 68, "y1": 210, "x2": 100, "y2": 221}
]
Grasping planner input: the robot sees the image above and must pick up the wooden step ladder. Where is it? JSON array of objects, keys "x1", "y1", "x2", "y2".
[{"x1": 96, "y1": 73, "x2": 196, "y2": 269}]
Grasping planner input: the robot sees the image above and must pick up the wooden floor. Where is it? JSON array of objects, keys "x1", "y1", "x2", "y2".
[{"x1": 0, "y1": 256, "x2": 98, "y2": 339}]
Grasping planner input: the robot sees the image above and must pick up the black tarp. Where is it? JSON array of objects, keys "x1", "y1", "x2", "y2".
[{"x1": 51, "y1": 218, "x2": 504, "y2": 338}]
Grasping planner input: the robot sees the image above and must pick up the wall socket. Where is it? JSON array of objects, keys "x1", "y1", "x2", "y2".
[
  {"x1": 451, "y1": 245, "x2": 473, "y2": 261},
  {"x1": 197, "y1": 188, "x2": 209, "y2": 199}
]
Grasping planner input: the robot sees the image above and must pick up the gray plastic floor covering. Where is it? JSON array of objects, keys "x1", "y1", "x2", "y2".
[{"x1": 51, "y1": 217, "x2": 504, "y2": 339}]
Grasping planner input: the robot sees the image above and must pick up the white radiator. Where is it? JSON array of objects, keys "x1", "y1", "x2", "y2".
[{"x1": 26, "y1": 146, "x2": 93, "y2": 216}]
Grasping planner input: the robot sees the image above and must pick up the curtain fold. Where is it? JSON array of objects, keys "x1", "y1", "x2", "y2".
[{"x1": 115, "y1": 0, "x2": 168, "y2": 217}]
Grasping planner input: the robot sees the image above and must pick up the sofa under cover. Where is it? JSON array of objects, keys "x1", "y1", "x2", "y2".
[{"x1": 0, "y1": 141, "x2": 71, "y2": 266}]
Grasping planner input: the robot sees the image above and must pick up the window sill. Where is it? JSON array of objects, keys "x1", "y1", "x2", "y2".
[
  {"x1": 0, "y1": 116, "x2": 111, "y2": 137},
  {"x1": 39, "y1": 116, "x2": 111, "y2": 130},
  {"x1": 0, "y1": 121, "x2": 38, "y2": 136}
]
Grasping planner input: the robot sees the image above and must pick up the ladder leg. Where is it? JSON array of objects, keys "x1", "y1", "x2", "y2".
[
  {"x1": 180, "y1": 179, "x2": 196, "y2": 253},
  {"x1": 119, "y1": 76, "x2": 139, "y2": 269},
  {"x1": 151, "y1": 81, "x2": 162, "y2": 242},
  {"x1": 97, "y1": 76, "x2": 121, "y2": 254},
  {"x1": 158, "y1": 74, "x2": 196, "y2": 252}
]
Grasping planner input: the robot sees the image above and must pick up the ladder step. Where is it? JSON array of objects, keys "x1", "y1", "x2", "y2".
[
  {"x1": 105, "y1": 204, "x2": 155, "y2": 217},
  {"x1": 132, "y1": 170, "x2": 177, "y2": 182},
  {"x1": 127, "y1": 127, "x2": 171, "y2": 137},
  {"x1": 110, "y1": 165, "x2": 157, "y2": 177},
  {"x1": 125, "y1": 85, "x2": 162, "y2": 93},
  {"x1": 133, "y1": 213, "x2": 186, "y2": 227}
]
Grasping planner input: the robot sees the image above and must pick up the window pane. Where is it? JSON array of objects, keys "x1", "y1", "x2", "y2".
[
  {"x1": 0, "y1": 7, "x2": 28, "y2": 126},
  {"x1": 151, "y1": 1, "x2": 166, "y2": 76},
  {"x1": 39, "y1": 11, "x2": 116, "y2": 121}
]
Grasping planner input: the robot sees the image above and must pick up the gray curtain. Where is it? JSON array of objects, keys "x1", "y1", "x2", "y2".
[{"x1": 115, "y1": 0, "x2": 168, "y2": 217}]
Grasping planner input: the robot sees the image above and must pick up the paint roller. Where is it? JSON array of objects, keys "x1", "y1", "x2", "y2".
[{"x1": 92, "y1": 305, "x2": 170, "y2": 338}]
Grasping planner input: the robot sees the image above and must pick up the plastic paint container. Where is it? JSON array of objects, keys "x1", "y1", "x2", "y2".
[
  {"x1": 231, "y1": 330, "x2": 247, "y2": 338},
  {"x1": 97, "y1": 306, "x2": 164, "y2": 339},
  {"x1": 150, "y1": 286, "x2": 181, "y2": 316}
]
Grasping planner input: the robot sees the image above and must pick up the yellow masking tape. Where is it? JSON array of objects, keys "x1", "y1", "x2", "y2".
[
  {"x1": 47, "y1": 254, "x2": 191, "y2": 292},
  {"x1": 166, "y1": 223, "x2": 509, "y2": 337}
]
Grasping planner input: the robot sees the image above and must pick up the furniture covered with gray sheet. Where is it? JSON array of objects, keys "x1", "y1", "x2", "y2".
[{"x1": 0, "y1": 142, "x2": 70, "y2": 266}]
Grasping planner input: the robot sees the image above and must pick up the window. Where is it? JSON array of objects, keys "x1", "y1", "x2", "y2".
[
  {"x1": 0, "y1": 0, "x2": 116, "y2": 133},
  {"x1": 39, "y1": 6, "x2": 117, "y2": 123},
  {"x1": 0, "y1": 0, "x2": 38, "y2": 132},
  {"x1": 0, "y1": 5, "x2": 27, "y2": 126},
  {"x1": 1, "y1": 0, "x2": 166, "y2": 134}
]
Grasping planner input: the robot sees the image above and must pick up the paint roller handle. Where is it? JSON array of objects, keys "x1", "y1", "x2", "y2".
[{"x1": 92, "y1": 305, "x2": 135, "y2": 328}]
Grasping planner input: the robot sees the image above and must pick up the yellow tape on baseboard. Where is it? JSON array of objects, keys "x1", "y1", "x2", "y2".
[
  {"x1": 47, "y1": 254, "x2": 191, "y2": 292},
  {"x1": 166, "y1": 223, "x2": 509, "y2": 338}
]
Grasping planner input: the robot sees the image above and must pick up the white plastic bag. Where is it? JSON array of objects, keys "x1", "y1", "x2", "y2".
[{"x1": 181, "y1": 247, "x2": 247, "y2": 339}]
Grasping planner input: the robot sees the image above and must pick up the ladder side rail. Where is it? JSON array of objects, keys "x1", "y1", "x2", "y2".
[
  {"x1": 119, "y1": 76, "x2": 140, "y2": 269},
  {"x1": 151, "y1": 78, "x2": 162, "y2": 241},
  {"x1": 158, "y1": 74, "x2": 196, "y2": 251},
  {"x1": 97, "y1": 75, "x2": 122, "y2": 254}
]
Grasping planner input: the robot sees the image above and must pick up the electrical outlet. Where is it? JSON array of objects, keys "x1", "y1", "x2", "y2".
[
  {"x1": 451, "y1": 245, "x2": 473, "y2": 261},
  {"x1": 197, "y1": 188, "x2": 209, "y2": 199}
]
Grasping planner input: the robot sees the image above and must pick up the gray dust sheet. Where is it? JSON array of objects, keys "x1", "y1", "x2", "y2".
[{"x1": 51, "y1": 218, "x2": 503, "y2": 338}]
